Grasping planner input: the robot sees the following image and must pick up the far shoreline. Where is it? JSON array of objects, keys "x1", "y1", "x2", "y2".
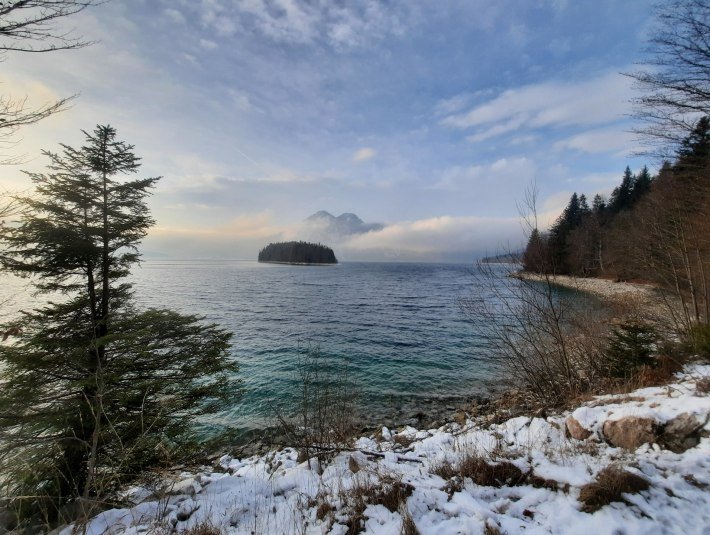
[{"x1": 257, "y1": 260, "x2": 339, "y2": 266}]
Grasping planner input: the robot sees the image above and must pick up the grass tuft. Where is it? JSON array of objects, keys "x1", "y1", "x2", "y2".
[{"x1": 579, "y1": 465, "x2": 649, "y2": 513}]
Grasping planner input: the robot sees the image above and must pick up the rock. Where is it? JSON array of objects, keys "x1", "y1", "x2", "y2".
[
  {"x1": 175, "y1": 499, "x2": 200, "y2": 522},
  {"x1": 602, "y1": 417, "x2": 658, "y2": 450},
  {"x1": 348, "y1": 456, "x2": 361, "y2": 473},
  {"x1": 566, "y1": 417, "x2": 593, "y2": 440},
  {"x1": 660, "y1": 412, "x2": 705, "y2": 452},
  {"x1": 168, "y1": 477, "x2": 202, "y2": 496},
  {"x1": 381, "y1": 426, "x2": 392, "y2": 441}
]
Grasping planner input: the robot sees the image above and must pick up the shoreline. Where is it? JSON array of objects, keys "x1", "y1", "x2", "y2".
[
  {"x1": 257, "y1": 260, "x2": 338, "y2": 266},
  {"x1": 511, "y1": 271, "x2": 679, "y2": 329}
]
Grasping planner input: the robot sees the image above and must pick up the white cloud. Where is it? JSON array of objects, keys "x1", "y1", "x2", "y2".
[
  {"x1": 441, "y1": 71, "x2": 634, "y2": 137},
  {"x1": 194, "y1": 0, "x2": 411, "y2": 48},
  {"x1": 433, "y1": 94, "x2": 471, "y2": 116},
  {"x1": 553, "y1": 127, "x2": 637, "y2": 155},
  {"x1": 352, "y1": 147, "x2": 376, "y2": 163},
  {"x1": 341, "y1": 215, "x2": 523, "y2": 261},
  {"x1": 199, "y1": 38, "x2": 219, "y2": 50},
  {"x1": 434, "y1": 156, "x2": 535, "y2": 190},
  {"x1": 164, "y1": 8, "x2": 186, "y2": 25}
]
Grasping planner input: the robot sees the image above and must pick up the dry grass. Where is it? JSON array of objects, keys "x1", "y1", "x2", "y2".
[
  {"x1": 696, "y1": 376, "x2": 710, "y2": 394},
  {"x1": 459, "y1": 457, "x2": 526, "y2": 488},
  {"x1": 339, "y1": 473, "x2": 415, "y2": 535},
  {"x1": 578, "y1": 465, "x2": 650, "y2": 513},
  {"x1": 433, "y1": 453, "x2": 533, "y2": 500},
  {"x1": 400, "y1": 507, "x2": 419, "y2": 535},
  {"x1": 152, "y1": 520, "x2": 225, "y2": 535},
  {"x1": 392, "y1": 434, "x2": 415, "y2": 449}
]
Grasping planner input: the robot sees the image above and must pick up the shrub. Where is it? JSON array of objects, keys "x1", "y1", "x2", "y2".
[
  {"x1": 690, "y1": 323, "x2": 710, "y2": 359},
  {"x1": 604, "y1": 322, "x2": 658, "y2": 378},
  {"x1": 578, "y1": 465, "x2": 649, "y2": 513},
  {"x1": 274, "y1": 347, "x2": 359, "y2": 469}
]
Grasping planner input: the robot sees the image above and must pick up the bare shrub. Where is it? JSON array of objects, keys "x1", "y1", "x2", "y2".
[
  {"x1": 579, "y1": 465, "x2": 649, "y2": 513},
  {"x1": 463, "y1": 263, "x2": 613, "y2": 406},
  {"x1": 274, "y1": 347, "x2": 359, "y2": 469}
]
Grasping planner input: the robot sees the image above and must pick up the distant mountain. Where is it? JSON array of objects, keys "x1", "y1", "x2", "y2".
[{"x1": 305, "y1": 211, "x2": 383, "y2": 236}]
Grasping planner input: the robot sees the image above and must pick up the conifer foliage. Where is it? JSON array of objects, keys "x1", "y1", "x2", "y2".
[
  {"x1": 0, "y1": 126, "x2": 238, "y2": 525},
  {"x1": 522, "y1": 114, "x2": 710, "y2": 328}
]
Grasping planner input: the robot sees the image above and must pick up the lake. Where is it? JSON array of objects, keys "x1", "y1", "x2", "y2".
[{"x1": 0, "y1": 260, "x2": 515, "y2": 434}]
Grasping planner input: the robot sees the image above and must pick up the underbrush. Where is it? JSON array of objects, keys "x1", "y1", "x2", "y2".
[{"x1": 465, "y1": 262, "x2": 695, "y2": 408}]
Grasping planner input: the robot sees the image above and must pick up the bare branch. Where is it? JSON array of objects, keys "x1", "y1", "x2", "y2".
[{"x1": 0, "y1": 1, "x2": 102, "y2": 54}]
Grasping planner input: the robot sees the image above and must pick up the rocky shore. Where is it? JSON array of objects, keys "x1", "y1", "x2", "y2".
[{"x1": 59, "y1": 364, "x2": 710, "y2": 535}]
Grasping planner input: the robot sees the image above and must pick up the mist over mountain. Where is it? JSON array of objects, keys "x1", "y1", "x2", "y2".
[{"x1": 305, "y1": 211, "x2": 384, "y2": 237}]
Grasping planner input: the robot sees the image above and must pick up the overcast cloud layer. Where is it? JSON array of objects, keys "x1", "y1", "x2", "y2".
[{"x1": 1, "y1": 0, "x2": 655, "y2": 262}]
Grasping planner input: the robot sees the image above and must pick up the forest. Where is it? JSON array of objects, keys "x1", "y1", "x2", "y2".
[
  {"x1": 258, "y1": 241, "x2": 338, "y2": 264},
  {"x1": 523, "y1": 116, "x2": 710, "y2": 331}
]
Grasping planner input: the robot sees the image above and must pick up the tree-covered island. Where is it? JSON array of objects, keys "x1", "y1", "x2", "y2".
[{"x1": 258, "y1": 241, "x2": 338, "y2": 264}]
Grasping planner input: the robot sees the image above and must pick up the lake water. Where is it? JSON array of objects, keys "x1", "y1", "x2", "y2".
[{"x1": 0, "y1": 260, "x2": 515, "y2": 434}]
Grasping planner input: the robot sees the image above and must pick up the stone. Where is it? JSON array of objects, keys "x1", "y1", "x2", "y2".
[
  {"x1": 566, "y1": 417, "x2": 593, "y2": 440},
  {"x1": 175, "y1": 499, "x2": 200, "y2": 522},
  {"x1": 348, "y1": 456, "x2": 361, "y2": 473},
  {"x1": 602, "y1": 417, "x2": 658, "y2": 450},
  {"x1": 168, "y1": 477, "x2": 202, "y2": 496},
  {"x1": 661, "y1": 412, "x2": 705, "y2": 453}
]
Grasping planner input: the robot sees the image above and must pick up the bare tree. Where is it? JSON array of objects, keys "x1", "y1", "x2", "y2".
[
  {"x1": 0, "y1": 1, "x2": 99, "y2": 54},
  {"x1": 627, "y1": 0, "x2": 710, "y2": 157},
  {"x1": 0, "y1": 0, "x2": 101, "y2": 164}
]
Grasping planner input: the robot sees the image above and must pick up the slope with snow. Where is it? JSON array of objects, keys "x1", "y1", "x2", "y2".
[{"x1": 64, "y1": 365, "x2": 710, "y2": 535}]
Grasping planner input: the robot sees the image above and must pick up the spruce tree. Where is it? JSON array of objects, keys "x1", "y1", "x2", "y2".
[
  {"x1": 0, "y1": 125, "x2": 239, "y2": 525},
  {"x1": 630, "y1": 165, "x2": 653, "y2": 205},
  {"x1": 608, "y1": 166, "x2": 635, "y2": 214}
]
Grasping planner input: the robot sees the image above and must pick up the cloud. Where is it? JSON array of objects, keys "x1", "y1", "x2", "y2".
[
  {"x1": 164, "y1": 8, "x2": 186, "y2": 25},
  {"x1": 441, "y1": 71, "x2": 634, "y2": 138},
  {"x1": 199, "y1": 38, "x2": 219, "y2": 50},
  {"x1": 341, "y1": 215, "x2": 524, "y2": 262},
  {"x1": 144, "y1": 210, "x2": 524, "y2": 262},
  {"x1": 190, "y1": 0, "x2": 411, "y2": 49},
  {"x1": 352, "y1": 147, "x2": 376, "y2": 163},
  {"x1": 553, "y1": 127, "x2": 637, "y2": 155},
  {"x1": 433, "y1": 156, "x2": 535, "y2": 191},
  {"x1": 433, "y1": 94, "x2": 472, "y2": 116}
]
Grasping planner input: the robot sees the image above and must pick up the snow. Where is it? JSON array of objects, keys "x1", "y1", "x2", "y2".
[{"x1": 61, "y1": 366, "x2": 710, "y2": 535}]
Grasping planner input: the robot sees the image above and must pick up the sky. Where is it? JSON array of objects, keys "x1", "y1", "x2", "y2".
[{"x1": 1, "y1": 0, "x2": 657, "y2": 262}]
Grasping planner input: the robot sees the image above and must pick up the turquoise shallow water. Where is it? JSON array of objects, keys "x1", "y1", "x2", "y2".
[{"x1": 129, "y1": 260, "x2": 508, "y2": 431}]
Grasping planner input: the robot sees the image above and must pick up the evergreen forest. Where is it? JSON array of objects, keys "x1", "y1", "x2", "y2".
[{"x1": 258, "y1": 241, "x2": 338, "y2": 264}]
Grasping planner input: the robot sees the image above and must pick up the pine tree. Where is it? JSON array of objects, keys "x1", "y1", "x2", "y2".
[
  {"x1": 0, "y1": 126, "x2": 239, "y2": 525},
  {"x1": 591, "y1": 194, "x2": 606, "y2": 214},
  {"x1": 608, "y1": 166, "x2": 635, "y2": 214},
  {"x1": 522, "y1": 228, "x2": 548, "y2": 273},
  {"x1": 547, "y1": 193, "x2": 581, "y2": 274},
  {"x1": 630, "y1": 165, "x2": 653, "y2": 205}
]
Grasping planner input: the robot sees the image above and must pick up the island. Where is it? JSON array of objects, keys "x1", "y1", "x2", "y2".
[{"x1": 258, "y1": 241, "x2": 338, "y2": 265}]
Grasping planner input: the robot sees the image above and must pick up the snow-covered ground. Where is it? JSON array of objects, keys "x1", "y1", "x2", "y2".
[{"x1": 65, "y1": 365, "x2": 710, "y2": 535}]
